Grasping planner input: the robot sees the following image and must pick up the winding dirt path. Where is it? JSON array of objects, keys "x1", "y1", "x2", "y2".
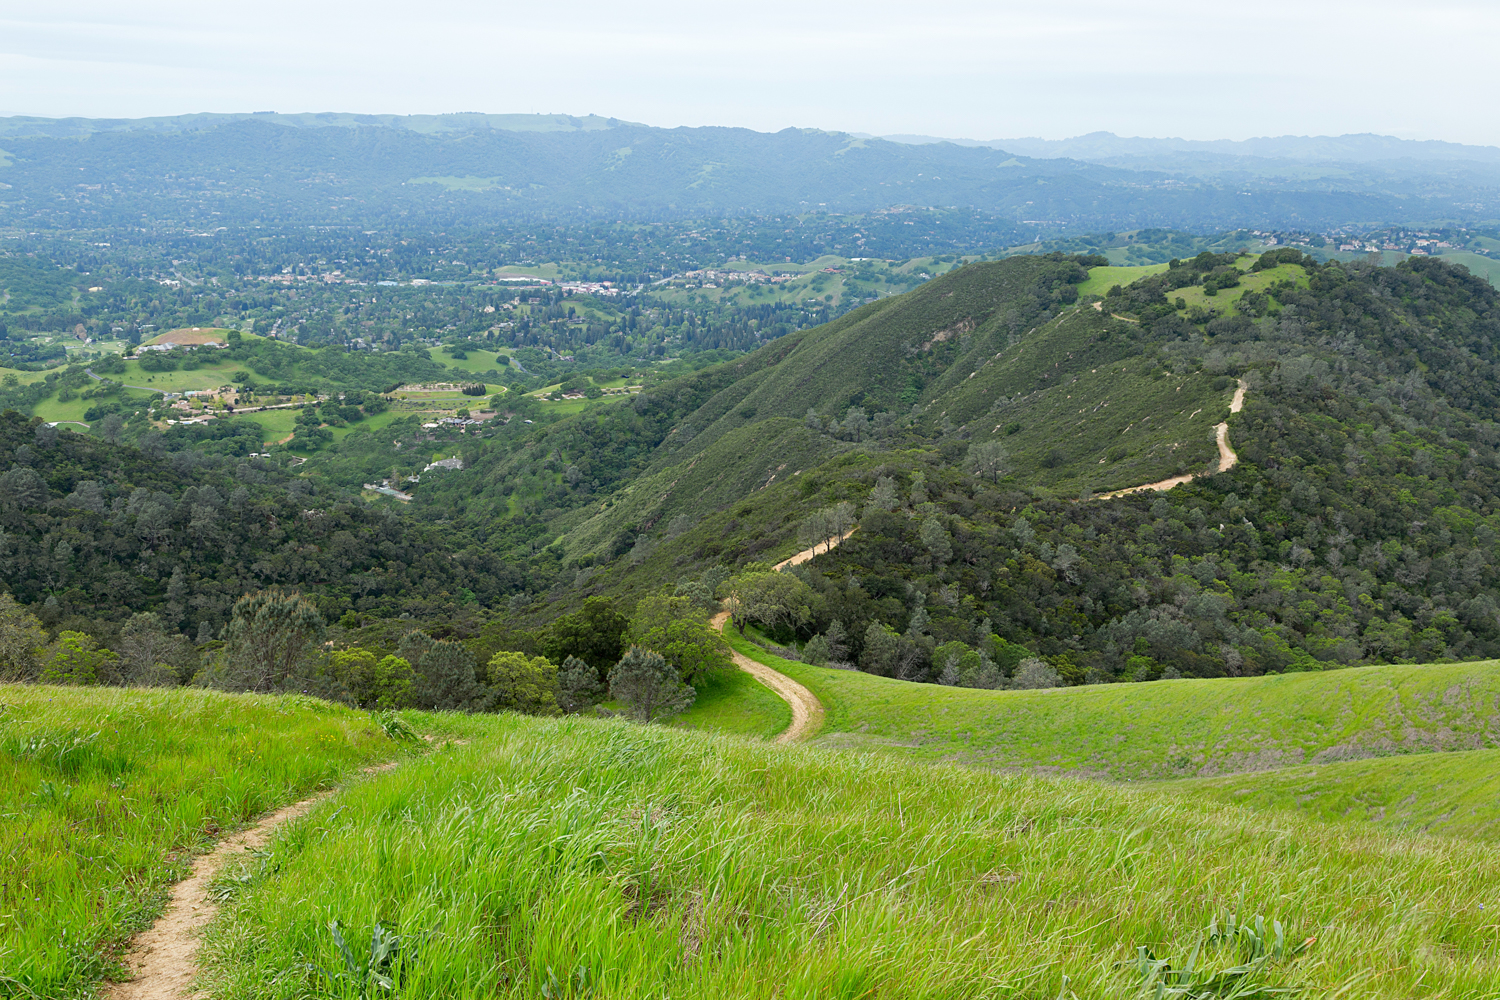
[
  {"x1": 1096, "y1": 378, "x2": 1246, "y2": 499},
  {"x1": 105, "y1": 763, "x2": 398, "y2": 999},
  {"x1": 712, "y1": 611, "x2": 824, "y2": 744}
]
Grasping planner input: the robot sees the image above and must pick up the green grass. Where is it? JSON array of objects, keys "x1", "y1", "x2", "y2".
[
  {"x1": 1076, "y1": 263, "x2": 1170, "y2": 298},
  {"x1": 1437, "y1": 250, "x2": 1500, "y2": 287},
  {"x1": 115, "y1": 358, "x2": 241, "y2": 392},
  {"x1": 232, "y1": 408, "x2": 298, "y2": 446},
  {"x1": 1171, "y1": 263, "x2": 1310, "y2": 318},
  {"x1": 1166, "y1": 747, "x2": 1500, "y2": 842},
  {"x1": 199, "y1": 711, "x2": 1500, "y2": 998},
  {"x1": 425, "y1": 347, "x2": 513, "y2": 375},
  {"x1": 330, "y1": 408, "x2": 403, "y2": 443},
  {"x1": 29, "y1": 394, "x2": 96, "y2": 424},
  {"x1": 722, "y1": 631, "x2": 1500, "y2": 780},
  {"x1": 0, "y1": 684, "x2": 408, "y2": 998},
  {"x1": 672, "y1": 668, "x2": 791, "y2": 739}
]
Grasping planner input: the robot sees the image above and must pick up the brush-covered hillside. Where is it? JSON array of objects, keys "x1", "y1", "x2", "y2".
[
  {"x1": 12, "y1": 684, "x2": 1500, "y2": 999},
  {"x1": 7, "y1": 248, "x2": 1500, "y2": 689},
  {"x1": 400, "y1": 248, "x2": 1500, "y2": 685}
]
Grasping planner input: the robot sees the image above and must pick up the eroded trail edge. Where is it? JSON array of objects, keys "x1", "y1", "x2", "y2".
[
  {"x1": 106, "y1": 763, "x2": 397, "y2": 999},
  {"x1": 713, "y1": 611, "x2": 824, "y2": 744}
]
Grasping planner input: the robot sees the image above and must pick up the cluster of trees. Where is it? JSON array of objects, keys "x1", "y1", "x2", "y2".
[
  {"x1": 736, "y1": 257, "x2": 1500, "y2": 684},
  {"x1": 1, "y1": 585, "x2": 732, "y2": 725}
]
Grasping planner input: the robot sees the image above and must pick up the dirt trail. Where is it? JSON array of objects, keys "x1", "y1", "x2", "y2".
[
  {"x1": 712, "y1": 611, "x2": 824, "y2": 743},
  {"x1": 773, "y1": 529, "x2": 855, "y2": 571},
  {"x1": 106, "y1": 762, "x2": 398, "y2": 999},
  {"x1": 1096, "y1": 378, "x2": 1246, "y2": 499}
]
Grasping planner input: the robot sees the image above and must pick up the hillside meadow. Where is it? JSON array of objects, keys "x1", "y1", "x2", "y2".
[
  {"x1": 0, "y1": 684, "x2": 436, "y2": 997},
  {"x1": 724, "y1": 630, "x2": 1500, "y2": 778},
  {"x1": 197, "y1": 711, "x2": 1500, "y2": 999}
]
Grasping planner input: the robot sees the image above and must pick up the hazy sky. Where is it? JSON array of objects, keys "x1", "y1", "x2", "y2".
[{"x1": 2, "y1": 0, "x2": 1497, "y2": 144}]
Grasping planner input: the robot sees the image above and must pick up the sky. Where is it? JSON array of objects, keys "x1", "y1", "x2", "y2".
[{"x1": 2, "y1": 0, "x2": 1497, "y2": 145}]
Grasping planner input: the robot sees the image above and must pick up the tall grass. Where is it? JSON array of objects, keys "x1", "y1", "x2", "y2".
[
  {"x1": 203, "y1": 714, "x2": 1500, "y2": 998},
  {"x1": 1163, "y1": 746, "x2": 1500, "y2": 842},
  {"x1": 0, "y1": 684, "x2": 402, "y2": 998}
]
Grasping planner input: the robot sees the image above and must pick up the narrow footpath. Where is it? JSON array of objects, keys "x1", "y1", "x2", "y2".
[
  {"x1": 105, "y1": 762, "x2": 397, "y2": 999},
  {"x1": 712, "y1": 611, "x2": 823, "y2": 744},
  {"x1": 1096, "y1": 378, "x2": 1246, "y2": 499}
]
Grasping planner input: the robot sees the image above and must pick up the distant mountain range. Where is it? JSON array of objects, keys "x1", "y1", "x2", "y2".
[
  {"x1": 874, "y1": 131, "x2": 1500, "y2": 164},
  {"x1": 0, "y1": 115, "x2": 1495, "y2": 232}
]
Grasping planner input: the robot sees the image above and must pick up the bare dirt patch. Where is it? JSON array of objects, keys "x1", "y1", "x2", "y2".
[{"x1": 147, "y1": 328, "x2": 230, "y2": 346}]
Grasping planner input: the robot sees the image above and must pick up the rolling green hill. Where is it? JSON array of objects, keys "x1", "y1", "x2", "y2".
[
  {"x1": 725, "y1": 630, "x2": 1500, "y2": 779},
  {"x1": 1164, "y1": 747, "x2": 1500, "y2": 842},
  {"x1": 18, "y1": 685, "x2": 1500, "y2": 998},
  {"x1": 396, "y1": 249, "x2": 1500, "y2": 688}
]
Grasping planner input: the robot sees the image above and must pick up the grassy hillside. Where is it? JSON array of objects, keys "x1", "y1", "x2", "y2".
[
  {"x1": 671, "y1": 667, "x2": 792, "y2": 739},
  {"x1": 199, "y1": 710, "x2": 1500, "y2": 999},
  {"x1": 726, "y1": 630, "x2": 1500, "y2": 778},
  {"x1": 1166, "y1": 747, "x2": 1500, "y2": 842},
  {"x1": 0, "y1": 684, "x2": 409, "y2": 998},
  {"x1": 549, "y1": 255, "x2": 1217, "y2": 569}
]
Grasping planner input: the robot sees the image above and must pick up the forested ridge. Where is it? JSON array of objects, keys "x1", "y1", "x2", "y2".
[
  {"x1": 4, "y1": 251, "x2": 1500, "y2": 691},
  {"x1": 0, "y1": 414, "x2": 518, "y2": 646}
]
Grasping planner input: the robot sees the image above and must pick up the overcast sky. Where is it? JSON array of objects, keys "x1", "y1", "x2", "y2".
[{"x1": 2, "y1": 0, "x2": 1496, "y2": 145}]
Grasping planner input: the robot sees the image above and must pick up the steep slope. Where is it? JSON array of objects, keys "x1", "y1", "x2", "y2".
[{"x1": 546, "y1": 254, "x2": 1221, "y2": 564}]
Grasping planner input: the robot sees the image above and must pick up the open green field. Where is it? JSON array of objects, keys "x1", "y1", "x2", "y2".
[
  {"x1": 724, "y1": 631, "x2": 1500, "y2": 779},
  {"x1": 1438, "y1": 250, "x2": 1500, "y2": 286},
  {"x1": 29, "y1": 393, "x2": 98, "y2": 424},
  {"x1": 115, "y1": 357, "x2": 241, "y2": 393},
  {"x1": 424, "y1": 346, "x2": 513, "y2": 375},
  {"x1": 195, "y1": 711, "x2": 1500, "y2": 999},
  {"x1": 0, "y1": 366, "x2": 51, "y2": 385},
  {"x1": 671, "y1": 667, "x2": 791, "y2": 739},
  {"x1": 1076, "y1": 262, "x2": 1170, "y2": 298},
  {"x1": 0, "y1": 684, "x2": 408, "y2": 997},
  {"x1": 1171, "y1": 262, "x2": 1311, "y2": 318},
  {"x1": 1165, "y1": 747, "x2": 1500, "y2": 842}
]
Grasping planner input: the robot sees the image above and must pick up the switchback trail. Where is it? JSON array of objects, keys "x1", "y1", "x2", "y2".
[
  {"x1": 105, "y1": 762, "x2": 399, "y2": 1000},
  {"x1": 712, "y1": 611, "x2": 824, "y2": 744},
  {"x1": 1097, "y1": 378, "x2": 1246, "y2": 499}
]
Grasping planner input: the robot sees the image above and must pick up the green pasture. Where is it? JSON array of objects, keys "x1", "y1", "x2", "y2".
[
  {"x1": 0, "y1": 684, "x2": 406, "y2": 998},
  {"x1": 724, "y1": 630, "x2": 1500, "y2": 780},
  {"x1": 425, "y1": 347, "x2": 513, "y2": 375},
  {"x1": 1076, "y1": 263, "x2": 1170, "y2": 298},
  {"x1": 0, "y1": 366, "x2": 51, "y2": 385},
  {"x1": 1437, "y1": 250, "x2": 1500, "y2": 287},
  {"x1": 1167, "y1": 747, "x2": 1500, "y2": 842},
  {"x1": 115, "y1": 357, "x2": 241, "y2": 393},
  {"x1": 29, "y1": 394, "x2": 98, "y2": 424},
  {"x1": 197, "y1": 710, "x2": 1500, "y2": 999},
  {"x1": 330, "y1": 408, "x2": 402, "y2": 443},
  {"x1": 672, "y1": 667, "x2": 791, "y2": 740},
  {"x1": 1172, "y1": 262, "x2": 1310, "y2": 318}
]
